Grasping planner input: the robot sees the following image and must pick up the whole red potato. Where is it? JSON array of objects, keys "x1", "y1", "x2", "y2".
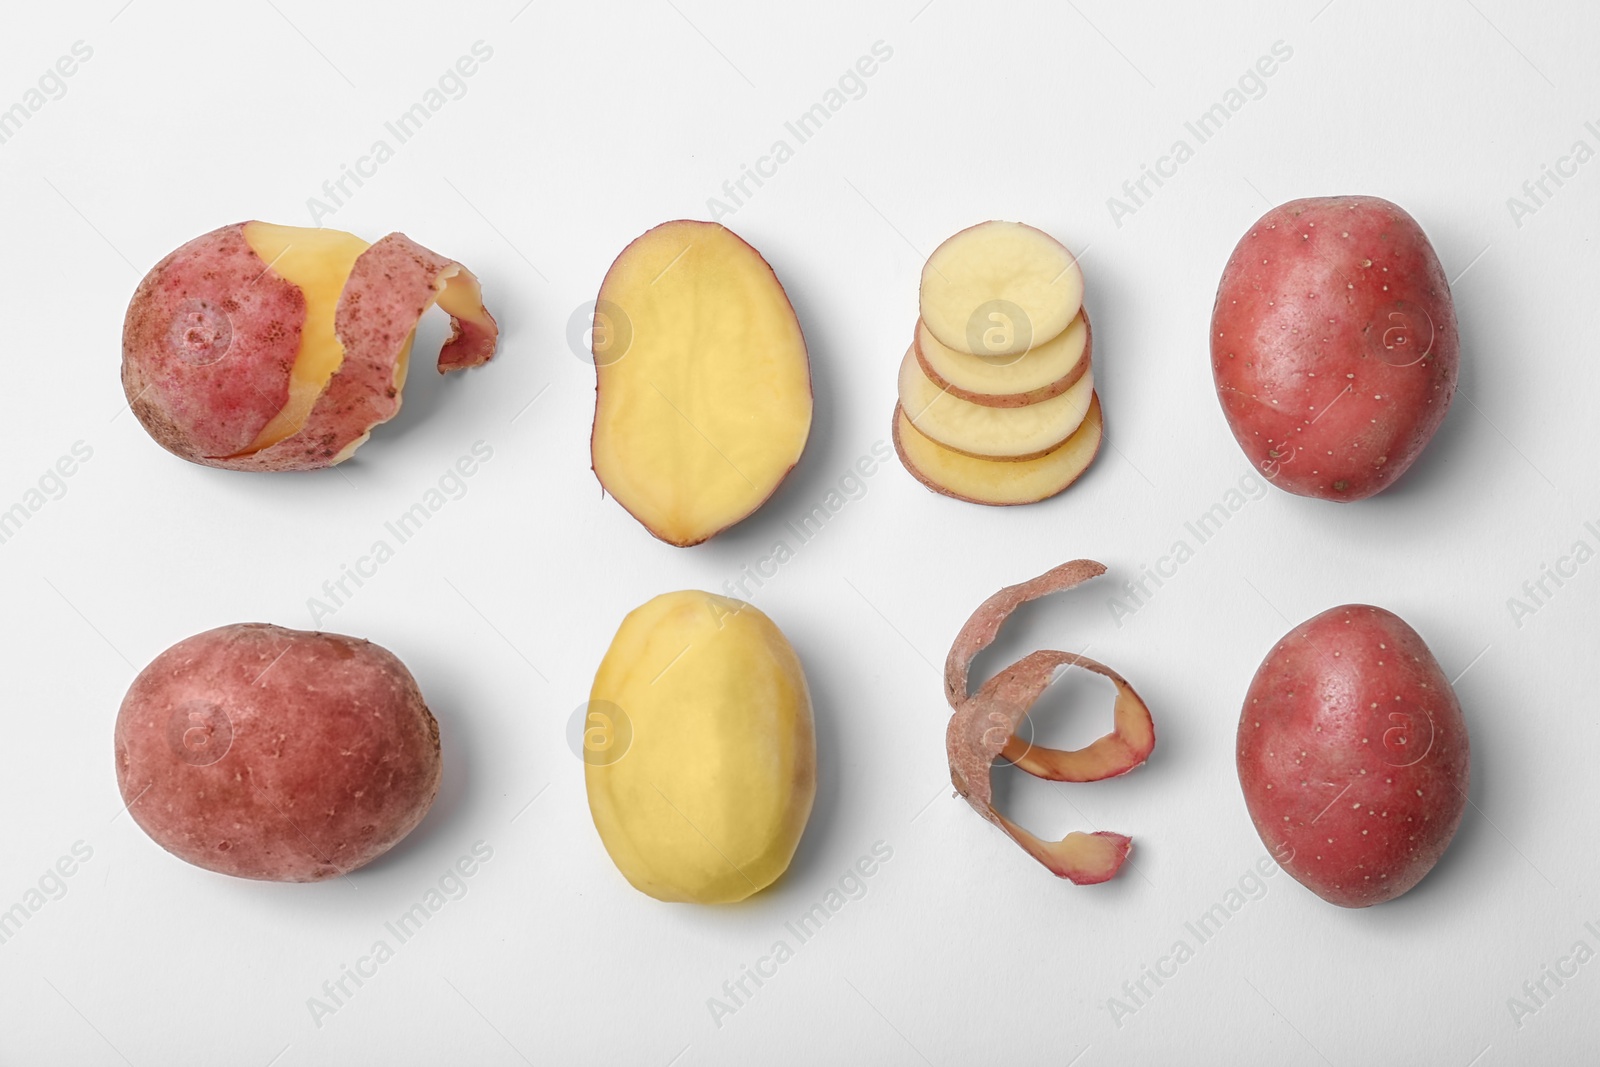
[
  {"x1": 1211, "y1": 196, "x2": 1458, "y2": 500},
  {"x1": 1236, "y1": 605, "x2": 1469, "y2": 907},
  {"x1": 115, "y1": 624, "x2": 441, "y2": 882}
]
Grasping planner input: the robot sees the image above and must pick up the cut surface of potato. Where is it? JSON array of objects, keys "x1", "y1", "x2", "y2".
[
  {"x1": 238, "y1": 223, "x2": 371, "y2": 452},
  {"x1": 914, "y1": 311, "x2": 1089, "y2": 407},
  {"x1": 894, "y1": 394, "x2": 1102, "y2": 505},
  {"x1": 898, "y1": 345, "x2": 1092, "y2": 459},
  {"x1": 591, "y1": 220, "x2": 812, "y2": 547},
  {"x1": 919, "y1": 221, "x2": 1083, "y2": 357}
]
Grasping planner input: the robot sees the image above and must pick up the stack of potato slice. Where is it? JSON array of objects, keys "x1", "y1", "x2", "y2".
[{"x1": 893, "y1": 222, "x2": 1102, "y2": 505}]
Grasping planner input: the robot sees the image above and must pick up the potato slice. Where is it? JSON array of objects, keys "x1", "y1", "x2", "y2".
[
  {"x1": 894, "y1": 393, "x2": 1102, "y2": 505},
  {"x1": 914, "y1": 310, "x2": 1089, "y2": 407},
  {"x1": 919, "y1": 221, "x2": 1083, "y2": 357},
  {"x1": 898, "y1": 345, "x2": 1092, "y2": 459},
  {"x1": 591, "y1": 221, "x2": 812, "y2": 547}
]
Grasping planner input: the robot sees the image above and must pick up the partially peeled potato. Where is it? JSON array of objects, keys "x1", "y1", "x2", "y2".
[{"x1": 122, "y1": 221, "x2": 499, "y2": 471}]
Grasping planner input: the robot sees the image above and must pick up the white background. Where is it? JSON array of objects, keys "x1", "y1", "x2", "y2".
[{"x1": 0, "y1": 0, "x2": 1595, "y2": 1063}]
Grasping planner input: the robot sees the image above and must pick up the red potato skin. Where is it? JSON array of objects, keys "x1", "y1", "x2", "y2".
[
  {"x1": 232, "y1": 233, "x2": 498, "y2": 471},
  {"x1": 913, "y1": 309, "x2": 1092, "y2": 408},
  {"x1": 121, "y1": 224, "x2": 302, "y2": 462},
  {"x1": 1237, "y1": 605, "x2": 1469, "y2": 907},
  {"x1": 115, "y1": 624, "x2": 441, "y2": 882},
  {"x1": 1211, "y1": 196, "x2": 1458, "y2": 500}
]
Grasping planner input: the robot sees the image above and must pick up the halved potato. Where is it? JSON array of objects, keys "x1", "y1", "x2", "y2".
[
  {"x1": 914, "y1": 311, "x2": 1089, "y2": 407},
  {"x1": 894, "y1": 394, "x2": 1102, "y2": 505},
  {"x1": 898, "y1": 346, "x2": 1093, "y2": 459},
  {"x1": 919, "y1": 221, "x2": 1083, "y2": 357},
  {"x1": 591, "y1": 220, "x2": 812, "y2": 547}
]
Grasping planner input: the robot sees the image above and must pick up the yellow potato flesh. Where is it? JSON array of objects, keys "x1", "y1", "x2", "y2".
[
  {"x1": 917, "y1": 312, "x2": 1087, "y2": 400},
  {"x1": 240, "y1": 222, "x2": 372, "y2": 452},
  {"x1": 591, "y1": 221, "x2": 812, "y2": 547},
  {"x1": 899, "y1": 345, "x2": 1093, "y2": 459},
  {"x1": 586, "y1": 590, "x2": 816, "y2": 903},
  {"x1": 896, "y1": 394, "x2": 1103, "y2": 505},
  {"x1": 919, "y1": 221, "x2": 1083, "y2": 357}
]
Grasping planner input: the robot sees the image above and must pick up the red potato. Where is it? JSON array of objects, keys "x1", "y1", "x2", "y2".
[
  {"x1": 115, "y1": 624, "x2": 441, "y2": 882},
  {"x1": 123, "y1": 222, "x2": 499, "y2": 472},
  {"x1": 1236, "y1": 605, "x2": 1469, "y2": 907},
  {"x1": 1210, "y1": 196, "x2": 1458, "y2": 500}
]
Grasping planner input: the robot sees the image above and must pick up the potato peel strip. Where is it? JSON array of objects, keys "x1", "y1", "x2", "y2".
[{"x1": 943, "y1": 561, "x2": 1155, "y2": 884}]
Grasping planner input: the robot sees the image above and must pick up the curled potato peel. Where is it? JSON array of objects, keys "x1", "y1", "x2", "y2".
[{"x1": 944, "y1": 560, "x2": 1156, "y2": 884}]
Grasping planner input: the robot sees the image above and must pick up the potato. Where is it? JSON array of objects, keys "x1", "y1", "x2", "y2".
[
  {"x1": 1236, "y1": 605, "x2": 1469, "y2": 907},
  {"x1": 914, "y1": 311, "x2": 1089, "y2": 408},
  {"x1": 585, "y1": 591, "x2": 815, "y2": 902},
  {"x1": 893, "y1": 393, "x2": 1103, "y2": 506},
  {"x1": 122, "y1": 222, "x2": 499, "y2": 471},
  {"x1": 920, "y1": 221, "x2": 1083, "y2": 357},
  {"x1": 115, "y1": 623, "x2": 441, "y2": 882},
  {"x1": 897, "y1": 345, "x2": 1094, "y2": 459},
  {"x1": 590, "y1": 221, "x2": 812, "y2": 547},
  {"x1": 1210, "y1": 196, "x2": 1458, "y2": 500}
]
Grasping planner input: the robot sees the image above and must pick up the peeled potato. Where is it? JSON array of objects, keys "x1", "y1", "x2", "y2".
[
  {"x1": 122, "y1": 222, "x2": 498, "y2": 471},
  {"x1": 591, "y1": 221, "x2": 812, "y2": 547},
  {"x1": 919, "y1": 221, "x2": 1083, "y2": 357},
  {"x1": 914, "y1": 311, "x2": 1089, "y2": 407},
  {"x1": 585, "y1": 591, "x2": 815, "y2": 903},
  {"x1": 895, "y1": 393, "x2": 1102, "y2": 505},
  {"x1": 898, "y1": 345, "x2": 1093, "y2": 459}
]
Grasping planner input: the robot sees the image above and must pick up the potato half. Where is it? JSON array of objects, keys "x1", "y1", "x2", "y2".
[{"x1": 590, "y1": 220, "x2": 812, "y2": 547}]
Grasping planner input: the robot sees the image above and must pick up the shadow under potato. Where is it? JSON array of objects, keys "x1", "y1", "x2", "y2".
[{"x1": 350, "y1": 655, "x2": 486, "y2": 880}]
